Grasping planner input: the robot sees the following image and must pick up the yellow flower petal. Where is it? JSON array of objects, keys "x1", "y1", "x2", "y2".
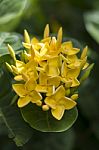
[
  {"x1": 17, "y1": 96, "x2": 31, "y2": 108},
  {"x1": 66, "y1": 48, "x2": 80, "y2": 55},
  {"x1": 62, "y1": 97, "x2": 77, "y2": 110},
  {"x1": 39, "y1": 72, "x2": 47, "y2": 85},
  {"x1": 47, "y1": 57, "x2": 60, "y2": 76},
  {"x1": 45, "y1": 96, "x2": 56, "y2": 109},
  {"x1": 36, "y1": 85, "x2": 47, "y2": 93},
  {"x1": 71, "y1": 78, "x2": 80, "y2": 87},
  {"x1": 29, "y1": 91, "x2": 42, "y2": 103},
  {"x1": 61, "y1": 42, "x2": 80, "y2": 55},
  {"x1": 41, "y1": 37, "x2": 51, "y2": 43},
  {"x1": 46, "y1": 85, "x2": 55, "y2": 96},
  {"x1": 31, "y1": 37, "x2": 39, "y2": 44},
  {"x1": 51, "y1": 106, "x2": 65, "y2": 120},
  {"x1": 61, "y1": 61, "x2": 68, "y2": 77},
  {"x1": 47, "y1": 76, "x2": 60, "y2": 87},
  {"x1": 54, "y1": 86, "x2": 65, "y2": 100},
  {"x1": 12, "y1": 84, "x2": 26, "y2": 97},
  {"x1": 62, "y1": 41, "x2": 73, "y2": 49},
  {"x1": 66, "y1": 55, "x2": 78, "y2": 64},
  {"x1": 25, "y1": 78, "x2": 37, "y2": 91},
  {"x1": 22, "y1": 42, "x2": 31, "y2": 49},
  {"x1": 40, "y1": 46, "x2": 48, "y2": 56},
  {"x1": 67, "y1": 67, "x2": 80, "y2": 79}
]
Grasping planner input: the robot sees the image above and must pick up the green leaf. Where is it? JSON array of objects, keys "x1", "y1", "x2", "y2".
[
  {"x1": 0, "y1": 32, "x2": 23, "y2": 56},
  {"x1": 24, "y1": 129, "x2": 75, "y2": 150},
  {"x1": 0, "y1": 67, "x2": 33, "y2": 146},
  {"x1": 21, "y1": 103, "x2": 78, "y2": 132},
  {"x1": 0, "y1": 105, "x2": 33, "y2": 146},
  {"x1": 80, "y1": 63, "x2": 94, "y2": 83},
  {"x1": 0, "y1": 0, "x2": 27, "y2": 31},
  {"x1": 84, "y1": 11, "x2": 99, "y2": 43}
]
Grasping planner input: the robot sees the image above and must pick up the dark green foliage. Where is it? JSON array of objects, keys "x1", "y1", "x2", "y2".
[
  {"x1": 21, "y1": 104, "x2": 78, "y2": 132},
  {"x1": 0, "y1": 0, "x2": 99, "y2": 149}
]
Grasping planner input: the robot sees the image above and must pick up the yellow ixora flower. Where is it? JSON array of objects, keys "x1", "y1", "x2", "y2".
[{"x1": 6, "y1": 24, "x2": 89, "y2": 120}]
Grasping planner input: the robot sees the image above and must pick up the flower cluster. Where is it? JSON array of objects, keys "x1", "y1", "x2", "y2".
[{"x1": 6, "y1": 25, "x2": 89, "y2": 120}]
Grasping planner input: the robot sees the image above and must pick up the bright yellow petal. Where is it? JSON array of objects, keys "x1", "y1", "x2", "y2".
[
  {"x1": 36, "y1": 85, "x2": 47, "y2": 93},
  {"x1": 67, "y1": 67, "x2": 80, "y2": 79},
  {"x1": 12, "y1": 84, "x2": 26, "y2": 97},
  {"x1": 62, "y1": 97, "x2": 77, "y2": 110},
  {"x1": 46, "y1": 85, "x2": 55, "y2": 96},
  {"x1": 31, "y1": 37, "x2": 39, "y2": 44},
  {"x1": 17, "y1": 96, "x2": 30, "y2": 108},
  {"x1": 51, "y1": 106, "x2": 65, "y2": 120},
  {"x1": 61, "y1": 61, "x2": 68, "y2": 77},
  {"x1": 47, "y1": 76, "x2": 60, "y2": 87},
  {"x1": 66, "y1": 48, "x2": 80, "y2": 55},
  {"x1": 25, "y1": 78, "x2": 37, "y2": 91},
  {"x1": 47, "y1": 65, "x2": 60, "y2": 76},
  {"x1": 41, "y1": 37, "x2": 51, "y2": 43},
  {"x1": 66, "y1": 55, "x2": 78, "y2": 64},
  {"x1": 44, "y1": 96, "x2": 56, "y2": 109},
  {"x1": 22, "y1": 42, "x2": 31, "y2": 49},
  {"x1": 29, "y1": 91, "x2": 42, "y2": 103},
  {"x1": 71, "y1": 78, "x2": 80, "y2": 87},
  {"x1": 62, "y1": 41, "x2": 73, "y2": 49},
  {"x1": 47, "y1": 57, "x2": 60, "y2": 76},
  {"x1": 54, "y1": 86, "x2": 65, "y2": 100},
  {"x1": 16, "y1": 60, "x2": 25, "y2": 68},
  {"x1": 39, "y1": 72, "x2": 48, "y2": 85},
  {"x1": 40, "y1": 47, "x2": 48, "y2": 56}
]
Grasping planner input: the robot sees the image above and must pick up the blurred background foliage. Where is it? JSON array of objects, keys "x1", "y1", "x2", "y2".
[{"x1": 0, "y1": 0, "x2": 99, "y2": 149}]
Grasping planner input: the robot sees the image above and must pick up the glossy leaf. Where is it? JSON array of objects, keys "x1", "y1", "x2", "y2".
[
  {"x1": 0, "y1": 32, "x2": 23, "y2": 56},
  {"x1": 21, "y1": 103, "x2": 78, "y2": 132},
  {"x1": 0, "y1": 105, "x2": 33, "y2": 146},
  {"x1": 23, "y1": 129, "x2": 75, "y2": 150},
  {"x1": 0, "y1": 0, "x2": 27, "y2": 31},
  {"x1": 84, "y1": 11, "x2": 99, "y2": 43}
]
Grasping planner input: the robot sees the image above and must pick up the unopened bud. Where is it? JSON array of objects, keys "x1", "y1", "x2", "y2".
[
  {"x1": 24, "y1": 29, "x2": 31, "y2": 44},
  {"x1": 7, "y1": 44, "x2": 16, "y2": 61},
  {"x1": 71, "y1": 94, "x2": 78, "y2": 101},
  {"x1": 42, "y1": 105, "x2": 49, "y2": 111},
  {"x1": 5, "y1": 62, "x2": 13, "y2": 73},
  {"x1": 36, "y1": 101, "x2": 42, "y2": 106}
]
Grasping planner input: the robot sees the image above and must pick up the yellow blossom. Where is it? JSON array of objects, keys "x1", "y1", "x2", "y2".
[
  {"x1": 6, "y1": 24, "x2": 90, "y2": 120},
  {"x1": 45, "y1": 86, "x2": 76, "y2": 120},
  {"x1": 12, "y1": 78, "x2": 42, "y2": 107}
]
